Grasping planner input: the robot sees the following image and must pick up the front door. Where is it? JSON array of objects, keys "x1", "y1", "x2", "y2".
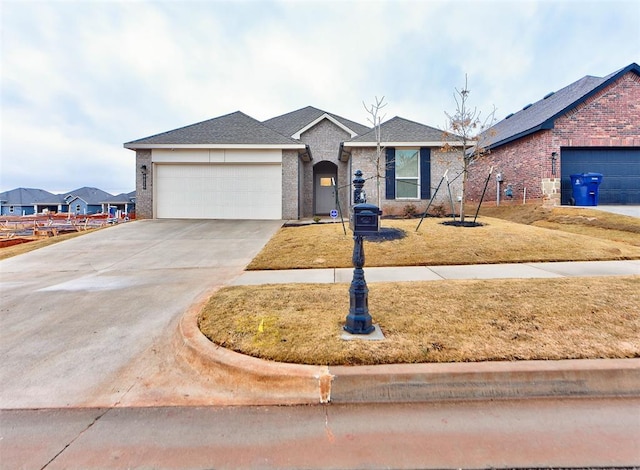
[{"x1": 315, "y1": 173, "x2": 337, "y2": 215}]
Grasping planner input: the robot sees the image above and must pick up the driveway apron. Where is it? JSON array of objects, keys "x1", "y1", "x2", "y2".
[{"x1": 0, "y1": 219, "x2": 282, "y2": 409}]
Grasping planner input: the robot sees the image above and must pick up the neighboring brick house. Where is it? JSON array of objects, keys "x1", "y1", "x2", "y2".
[
  {"x1": 124, "y1": 107, "x2": 463, "y2": 220},
  {"x1": 467, "y1": 62, "x2": 640, "y2": 206}
]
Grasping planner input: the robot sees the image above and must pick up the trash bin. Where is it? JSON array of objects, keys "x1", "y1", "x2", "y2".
[{"x1": 570, "y1": 173, "x2": 603, "y2": 206}]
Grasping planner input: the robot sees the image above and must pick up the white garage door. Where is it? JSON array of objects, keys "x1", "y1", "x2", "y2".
[{"x1": 155, "y1": 164, "x2": 282, "y2": 219}]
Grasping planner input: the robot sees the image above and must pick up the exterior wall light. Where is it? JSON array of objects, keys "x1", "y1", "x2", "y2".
[{"x1": 141, "y1": 164, "x2": 148, "y2": 190}]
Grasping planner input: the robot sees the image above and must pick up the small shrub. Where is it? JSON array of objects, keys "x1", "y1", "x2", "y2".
[
  {"x1": 431, "y1": 204, "x2": 446, "y2": 217},
  {"x1": 402, "y1": 204, "x2": 418, "y2": 218},
  {"x1": 313, "y1": 216, "x2": 321, "y2": 223}
]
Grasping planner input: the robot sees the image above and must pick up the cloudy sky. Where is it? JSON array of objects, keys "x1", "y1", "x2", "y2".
[{"x1": 1, "y1": 0, "x2": 638, "y2": 195}]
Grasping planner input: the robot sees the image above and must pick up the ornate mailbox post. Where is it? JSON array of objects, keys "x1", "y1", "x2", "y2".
[{"x1": 344, "y1": 171, "x2": 381, "y2": 335}]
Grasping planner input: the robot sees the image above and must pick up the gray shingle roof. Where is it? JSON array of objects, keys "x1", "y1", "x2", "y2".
[
  {"x1": 102, "y1": 191, "x2": 136, "y2": 204},
  {"x1": 484, "y1": 62, "x2": 640, "y2": 149},
  {"x1": 263, "y1": 106, "x2": 371, "y2": 138},
  {"x1": 125, "y1": 111, "x2": 300, "y2": 147},
  {"x1": 64, "y1": 187, "x2": 113, "y2": 205},
  {"x1": 347, "y1": 116, "x2": 459, "y2": 144},
  {"x1": 0, "y1": 188, "x2": 62, "y2": 205}
]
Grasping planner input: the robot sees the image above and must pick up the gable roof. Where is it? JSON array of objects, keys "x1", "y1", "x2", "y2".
[
  {"x1": 102, "y1": 191, "x2": 136, "y2": 204},
  {"x1": 263, "y1": 106, "x2": 371, "y2": 139},
  {"x1": 0, "y1": 188, "x2": 61, "y2": 205},
  {"x1": 344, "y1": 116, "x2": 462, "y2": 147},
  {"x1": 484, "y1": 62, "x2": 640, "y2": 149},
  {"x1": 64, "y1": 187, "x2": 113, "y2": 205},
  {"x1": 124, "y1": 111, "x2": 304, "y2": 149}
]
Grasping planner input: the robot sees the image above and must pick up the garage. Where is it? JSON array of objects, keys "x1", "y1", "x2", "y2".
[
  {"x1": 561, "y1": 148, "x2": 640, "y2": 205},
  {"x1": 155, "y1": 163, "x2": 282, "y2": 220}
]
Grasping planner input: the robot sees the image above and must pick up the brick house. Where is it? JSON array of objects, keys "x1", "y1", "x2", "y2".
[
  {"x1": 467, "y1": 62, "x2": 640, "y2": 206},
  {"x1": 124, "y1": 107, "x2": 464, "y2": 220},
  {"x1": 343, "y1": 116, "x2": 463, "y2": 216}
]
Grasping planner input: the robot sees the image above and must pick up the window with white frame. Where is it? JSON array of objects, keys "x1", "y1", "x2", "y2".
[{"x1": 395, "y1": 148, "x2": 420, "y2": 198}]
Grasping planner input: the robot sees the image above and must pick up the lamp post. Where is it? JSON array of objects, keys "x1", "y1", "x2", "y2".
[{"x1": 344, "y1": 171, "x2": 379, "y2": 335}]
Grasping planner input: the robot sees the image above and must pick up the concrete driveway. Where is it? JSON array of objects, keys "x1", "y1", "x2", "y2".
[{"x1": 0, "y1": 219, "x2": 282, "y2": 409}]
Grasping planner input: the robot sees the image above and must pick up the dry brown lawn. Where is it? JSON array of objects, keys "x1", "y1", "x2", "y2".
[
  {"x1": 247, "y1": 208, "x2": 640, "y2": 270},
  {"x1": 201, "y1": 205, "x2": 640, "y2": 365},
  {"x1": 199, "y1": 276, "x2": 640, "y2": 365}
]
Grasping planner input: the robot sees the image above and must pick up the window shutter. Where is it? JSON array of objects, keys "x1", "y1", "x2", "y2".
[
  {"x1": 420, "y1": 147, "x2": 431, "y2": 199},
  {"x1": 385, "y1": 148, "x2": 396, "y2": 199}
]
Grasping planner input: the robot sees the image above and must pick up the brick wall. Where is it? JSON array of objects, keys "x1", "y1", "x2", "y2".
[
  {"x1": 135, "y1": 149, "x2": 152, "y2": 219},
  {"x1": 467, "y1": 71, "x2": 640, "y2": 204},
  {"x1": 281, "y1": 149, "x2": 300, "y2": 219},
  {"x1": 351, "y1": 146, "x2": 464, "y2": 216},
  {"x1": 299, "y1": 119, "x2": 351, "y2": 218}
]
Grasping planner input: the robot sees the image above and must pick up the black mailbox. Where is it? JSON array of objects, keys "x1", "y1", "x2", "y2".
[{"x1": 350, "y1": 203, "x2": 382, "y2": 236}]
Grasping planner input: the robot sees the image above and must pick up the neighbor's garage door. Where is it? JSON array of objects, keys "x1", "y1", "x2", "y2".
[
  {"x1": 155, "y1": 163, "x2": 282, "y2": 219},
  {"x1": 561, "y1": 148, "x2": 640, "y2": 205}
]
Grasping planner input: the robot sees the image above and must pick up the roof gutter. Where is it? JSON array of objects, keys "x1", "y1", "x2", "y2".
[
  {"x1": 123, "y1": 143, "x2": 307, "y2": 150},
  {"x1": 343, "y1": 141, "x2": 465, "y2": 148}
]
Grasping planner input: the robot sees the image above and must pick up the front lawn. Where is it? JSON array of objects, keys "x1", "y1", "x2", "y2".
[
  {"x1": 200, "y1": 205, "x2": 640, "y2": 365},
  {"x1": 199, "y1": 276, "x2": 640, "y2": 365},
  {"x1": 247, "y1": 207, "x2": 640, "y2": 270}
]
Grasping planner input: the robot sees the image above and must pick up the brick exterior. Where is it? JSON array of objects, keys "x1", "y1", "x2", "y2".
[
  {"x1": 281, "y1": 149, "x2": 300, "y2": 219},
  {"x1": 299, "y1": 119, "x2": 352, "y2": 218},
  {"x1": 467, "y1": 71, "x2": 640, "y2": 205},
  {"x1": 351, "y1": 147, "x2": 464, "y2": 216},
  {"x1": 135, "y1": 150, "x2": 153, "y2": 219}
]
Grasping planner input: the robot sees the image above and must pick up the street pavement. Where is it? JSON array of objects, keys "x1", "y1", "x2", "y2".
[
  {"x1": 1, "y1": 218, "x2": 639, "y2": 469},
  {"x1": 2, "y1": 398, "x2": 639, "y2": 469}
]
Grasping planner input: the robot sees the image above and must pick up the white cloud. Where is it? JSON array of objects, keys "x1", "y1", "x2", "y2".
[{"x1": 2, "y1": 0, "x2": 638, "y2": 193}]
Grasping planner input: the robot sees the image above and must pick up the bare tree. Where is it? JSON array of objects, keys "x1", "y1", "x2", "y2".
[
  {"x1": 363, "y1": 96, "x2": 388, "y2": 208},
  {"x1": 443, "y1": 75, "x2": 496, "y2": 223}
]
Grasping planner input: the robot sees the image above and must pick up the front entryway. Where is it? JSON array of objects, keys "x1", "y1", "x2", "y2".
[{"x1": 313, "y1": 161, "x2": 338, "y2": 215}]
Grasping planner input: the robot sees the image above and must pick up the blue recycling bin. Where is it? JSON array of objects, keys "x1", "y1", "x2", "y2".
[{"x1": 570, "y1": 173, "x2": 603, "y2": 206}]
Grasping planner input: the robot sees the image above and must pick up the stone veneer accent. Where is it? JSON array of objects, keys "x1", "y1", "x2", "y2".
[{"x1": 541, "y1": 178, "x2": 561, "y2": 206}]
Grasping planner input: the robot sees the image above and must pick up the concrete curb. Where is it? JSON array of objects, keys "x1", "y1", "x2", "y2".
[
  {"x1": 329, "y1": 359, "x2": 640, "y2": 403},
  {"x1": 176, "y1": 302, "x2": 640, "y2": 404},
  {"x1": 175, "y1": 300, "x2": 332, "y2": 405}
]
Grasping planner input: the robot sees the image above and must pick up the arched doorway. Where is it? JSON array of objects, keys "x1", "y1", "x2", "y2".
[{"x1": 313, "y1": 161, "x2": 338, "y2": 215}]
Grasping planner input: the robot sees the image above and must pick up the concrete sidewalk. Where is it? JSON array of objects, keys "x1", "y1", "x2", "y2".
[{"x1": 233, "y1": 259, "x2": 640, "y2": 285}]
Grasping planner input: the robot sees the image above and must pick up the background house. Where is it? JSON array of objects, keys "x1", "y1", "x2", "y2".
[
  {"x1": 101, "y1": 191, "x2": 136, "y2": 218},
  {"x1": 124, "y1": 107, "x2": 463, "y2": 220},
  {"x1": 0, "y1": 188, "x2": 62, "y2": 216},
  {"x1": 62, "y1": 187, "x2": 114, "y2": 215},
  {"x1": 468, "y1": 62, "x2": 640, "y2": 206}
]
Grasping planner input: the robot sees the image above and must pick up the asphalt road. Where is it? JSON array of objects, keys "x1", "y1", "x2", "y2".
[{"x1": 2, "y1": 398, "x2": 639, "y2": 469}]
